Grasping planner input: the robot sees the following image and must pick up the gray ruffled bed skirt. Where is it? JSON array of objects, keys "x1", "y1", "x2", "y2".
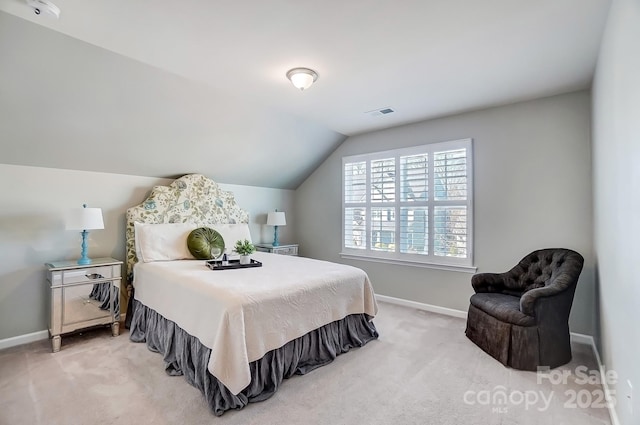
[
  {"x1": 129, "y1": 299, "x2": 379, "y2": 416},
  {"x1": 89, "y1": 282, "x2": 119, "y2": 315}
]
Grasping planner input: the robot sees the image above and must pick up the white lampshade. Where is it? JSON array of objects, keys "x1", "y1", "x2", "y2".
[
  {"x1": 286, "y1": 68, "x2": 318, "y2": 91},
  {"x1": 66, "y1": 206, "x2": 104, "y2": 231},
  {"x1": 267, "y1": 211, "x2": 286, "y2": 226}
]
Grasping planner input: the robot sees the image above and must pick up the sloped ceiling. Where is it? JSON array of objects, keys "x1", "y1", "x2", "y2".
[{"x1": 0, "y1": 1, "x2": 611, "y2": 189}]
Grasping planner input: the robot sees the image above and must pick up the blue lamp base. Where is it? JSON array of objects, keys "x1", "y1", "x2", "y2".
[
  {"x1": 272, "y1": 225, "x2": 280, "y2": 247},
  {"x1": 77, "y1": 230, "x2": 93, "y2": 265}
]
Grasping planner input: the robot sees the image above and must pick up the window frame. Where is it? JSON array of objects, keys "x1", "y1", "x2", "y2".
[{"x1": 341, "y1": 138, "x2": 476, "y2": 272}]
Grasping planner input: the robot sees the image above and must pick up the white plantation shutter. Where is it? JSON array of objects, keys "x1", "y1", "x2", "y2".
[
  {"x1": 434, "y1": 206, "x2": 467, "y2": 258},
  {"x1": 344, "y1": 161, "x2": 366, "y2": 203},
  {"x1": 433, "y1": 147, "x2": 469, "y2": 258},
  {"x1": 400, "y1": 153, "x2": 428, "y2": 202},
  {"x1": 434, "y1": 149, "x2": 468, "y2": 201},
  {"x1": 400, "y1": 153, "x2": 429, "y2": 255},
  {"x1": 342, "y1": 139, "x2": 473, "y2": 268},
  {"x1": 371, "y1": 207, "x2": 395, "y2": 252},
  {"x1": 344, "y1": 161, "x2": 367, "y2": 249},
  {"x1": 370, "y1": 158, "x2": 395, "y2": 202},
  {"x1": 400, "y1": 206, "x2": 428, "y2": 254},
  {"x1": 344, "y1": 207, "x2": 366, "y2": 249}
]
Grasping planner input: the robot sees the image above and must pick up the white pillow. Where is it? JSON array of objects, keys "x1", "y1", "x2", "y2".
[
  {"x1": 212, "y1": 223, "x2": 253, "y2": 249},
  {"x1": 134, "y1": 222, "x2": 197, "y2": 262}
]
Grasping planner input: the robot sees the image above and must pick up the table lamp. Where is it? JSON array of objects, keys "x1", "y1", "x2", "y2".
[
  {"x1": 267, "y1": 210, "x2": 286, "y2": 247},
  {"x1": 66, "y1": 204, "x2": 104, "y2": 265}
]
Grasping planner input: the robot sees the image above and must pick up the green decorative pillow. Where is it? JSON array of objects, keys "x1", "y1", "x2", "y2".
[{"x1": 187, "y1": 227, "x2": 225, "y2": 260}]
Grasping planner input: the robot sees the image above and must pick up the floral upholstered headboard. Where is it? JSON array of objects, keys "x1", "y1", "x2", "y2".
[{"x1": 125, "y1": 174, "x2": 249, "y2": 284}]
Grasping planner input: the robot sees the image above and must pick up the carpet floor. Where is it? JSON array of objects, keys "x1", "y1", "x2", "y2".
[{"x1": 0, "y1": 301, "x2": 612, "y2": 425}]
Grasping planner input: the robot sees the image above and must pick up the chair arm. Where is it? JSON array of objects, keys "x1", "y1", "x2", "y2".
[
  {"x1": 471, "y1": 272, "x2": 508, "y2": 293},
  {"x1": 519, "y1": 281, "x2": 570, "y2": 316}
]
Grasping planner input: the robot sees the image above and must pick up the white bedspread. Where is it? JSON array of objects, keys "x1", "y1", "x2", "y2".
[{"x1": 133, "y1": 252, "x2": 378, "y2": 395}]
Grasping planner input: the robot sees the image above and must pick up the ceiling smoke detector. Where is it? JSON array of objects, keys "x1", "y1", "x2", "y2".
[{"x1": 26, "y1": 0, "x2": 60, "y2": 19}]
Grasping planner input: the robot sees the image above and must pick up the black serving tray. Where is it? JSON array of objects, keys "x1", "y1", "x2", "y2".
[{"x1": 206, "y1": 259, "x2": 262, "y2": 270}]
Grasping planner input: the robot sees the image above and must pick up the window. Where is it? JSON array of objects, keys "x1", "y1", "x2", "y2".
[{"x1": 342, "y1": 138, "x2": 474, "y2": 270}]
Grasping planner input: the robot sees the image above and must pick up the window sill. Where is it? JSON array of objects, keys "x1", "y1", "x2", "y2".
[{"x1": 339, "y1": 252, "x2": 477, "y2": 273}]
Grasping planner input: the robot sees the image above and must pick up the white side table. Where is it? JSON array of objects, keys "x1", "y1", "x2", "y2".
[
  {"x1": 254, "y1": 243, "x2": 298, "y2": 256},
  {"x1": 45, "y1": 257, "x2": 122, "y2": 352}
]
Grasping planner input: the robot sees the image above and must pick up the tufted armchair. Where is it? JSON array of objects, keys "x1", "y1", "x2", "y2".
[{"x1": 465, "y1": 248, "x2": 584, "y2": 370}]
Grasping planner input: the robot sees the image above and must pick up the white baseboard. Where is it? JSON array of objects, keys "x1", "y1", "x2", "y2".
[
  {"x1": 0, "y1": 330, "x2": 49, "y2": 350},
  {"x1": 1, "y1": 315, "x2": 127, "y2": 352},
  {"x1": 572, "y1": 334, "x2": 620, "y2": 425},
  {"x1": 569, "y1": 332, "x2": 596, "y2": 347},
  {"x1": 376, "y1": 293, "x2": 620, "y2": 425},
  {"x1": 376, "y1": 294, "x2": 598, "y2": 346},
  {"x1": 375, "y1": 294, "x2": 468, "y2": 318}
]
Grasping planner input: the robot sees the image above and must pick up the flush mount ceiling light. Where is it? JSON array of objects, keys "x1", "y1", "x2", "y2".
[
  {"x1": 26, "y1": 0, "x2": 60, "y2": 18},
  {"x1": 286, "y1": 68, "x2": 318, "y2": 91}
]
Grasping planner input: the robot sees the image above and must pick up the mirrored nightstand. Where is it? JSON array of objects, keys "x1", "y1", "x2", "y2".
[
  {"x1": 45, "y1": 257, "x2": 122, "y2": 352},
  {"x1": 254, "y1": 243, "x2": 298, "y2": 256}
]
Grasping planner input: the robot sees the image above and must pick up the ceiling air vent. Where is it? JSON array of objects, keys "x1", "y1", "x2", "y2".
[{"x1": 366, "y1": 107, "x2": 395, "y2": 117}]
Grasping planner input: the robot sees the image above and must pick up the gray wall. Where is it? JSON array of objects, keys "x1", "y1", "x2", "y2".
[
  {"x1": 0, "y1": 11, "x2": 346, "y2": 190},
  {"x1": 592, "y1": 0, "x2": 640, "y2": 423},
  {"x1": 0, "y1": 164, "x2": 295, "y2": 340},
  {"x1": 296, "y1": 91, "x2": 595, "y2": 335}
]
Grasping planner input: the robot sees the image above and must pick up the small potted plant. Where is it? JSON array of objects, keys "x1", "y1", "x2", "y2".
[{"x1": 234, "y1": 239, "x2": 256, "y2": 265}]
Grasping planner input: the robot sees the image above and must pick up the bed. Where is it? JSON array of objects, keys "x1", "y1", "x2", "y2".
[{"x1": 124, "y1": 174, "x2": 379, "y2": 415}]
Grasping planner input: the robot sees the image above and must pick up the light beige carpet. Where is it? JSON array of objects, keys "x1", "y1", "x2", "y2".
[{"x1": 0, "y1": 301, "x2": 612, "y2": 425}]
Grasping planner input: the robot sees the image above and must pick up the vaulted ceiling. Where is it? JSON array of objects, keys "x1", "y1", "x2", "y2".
[{"x1": 0, "y1": 1, "x2": 611, "y2": 189}]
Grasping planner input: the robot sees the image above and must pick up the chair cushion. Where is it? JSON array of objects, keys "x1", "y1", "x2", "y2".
[{"x1": 470, "y1": 293, "x2": 535, "y2": 326}]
